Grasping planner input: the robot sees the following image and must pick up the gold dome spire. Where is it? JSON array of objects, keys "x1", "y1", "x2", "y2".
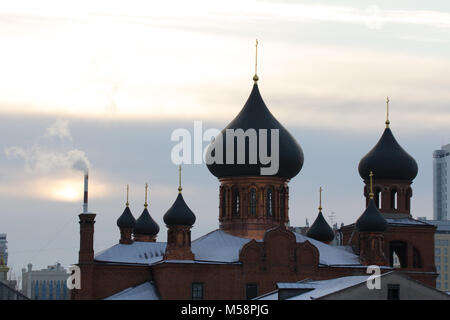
[
  {"x1": 253, "y1": 39, "x2": 259, "y2": 83},
  {"x1": 178, "y1": 165, "x2": 182, "y2": 193},
  {"x1": 319, "y1": 186, "x2": 323, "y2": 211},
  {"x1": 369, "y1": 171, "x2": 374, "y2": 199},
  {"x1": 385, "y1": 96, "x2": 390, "y2": 128},
  {"x1": 126, "y1": 184, "x2": 129, "y2": 207},
  {"x1": 144, "y1": 183, "x2": 149, "y2": 208}
]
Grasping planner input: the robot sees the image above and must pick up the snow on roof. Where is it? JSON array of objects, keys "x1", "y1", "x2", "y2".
[
  {"x1": 104, "y1": 281, "x2": 159, "y2": 300},
  {"x1": 95, "y1": 242, "x2": 166, "y2": 264},
  {"x1": 292, "y1": 232, "x2": 360, "y2": 266},
  {"x1": 94, "y1": 229, "x2": 360, "y2": 266},
  {"x1": 191, "y1": 229, "x2": 252, "y2": 262},
  {"x1": 288, "y1": 275, "x2": 372, "y2": 300},
  {"x1": 257, "y1": 275, "x2": 378, "y2": 300},
  {"x1": 386, "y1": 218, "x2": 431, "y2": 226}
]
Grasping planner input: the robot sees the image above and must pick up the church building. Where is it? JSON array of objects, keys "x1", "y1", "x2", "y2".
[{"x1": 71, "y1": 57, "x2": 437, "y2": 300}]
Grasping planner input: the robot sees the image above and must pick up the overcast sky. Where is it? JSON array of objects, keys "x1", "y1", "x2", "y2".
[{"x1": 1, "y1": 0, "x2": 450, "y2": 280}]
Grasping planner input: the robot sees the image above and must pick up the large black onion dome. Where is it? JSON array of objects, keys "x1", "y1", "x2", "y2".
[
  {"x1": 306, "y1": 211, "x2": 335, "y2": 242},
  {"x1": 133, "y1": 208, "x2": 160, "y2": 235},
  {"x1": 356, "y1": 198, "x2": 388, "y2": 232},
  {"x1": 206, "y1": 84, "x2": 304, "y2": 179},
  {"x1": 358, "y1": 127, "x2": 418, "y2": 181},
  {"x1": 116, "y1": 206, "x2": 136, "y2": 229},
  {"x1": 163, "y1": 193, "x2": 196, "y2": 226}
]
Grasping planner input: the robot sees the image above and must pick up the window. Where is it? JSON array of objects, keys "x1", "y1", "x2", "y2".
[
  {"x1": 192, "y1": 283, "x2": 204, "y2": 300},
  {"x1": 280, "y1": 188, "x2": 286, "y2": 219},
  {"x1": 249, "y1": 188, "x2": 257, "y2": 216},
  {"x1": 246, "y1": 283, "x2": 258, "y2": 300},
  {"x1": 221, "y1": 189, "x2": 227, "y2": 217},
  {"x1": 387, "y1": 284, "x2": 400, "y2": 300},
  {"x1": 233, "y1": 189, "x2": 240, "y2": 216},
  {"x1": 266, "y1": 188, "x2": 273, "y2": 217},
  {"x1": 436, "y1": 248, "x2": 441, "y2": 255}
]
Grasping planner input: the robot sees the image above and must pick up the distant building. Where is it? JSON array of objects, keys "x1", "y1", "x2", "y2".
[
  {"x1": 21, "y1": 263, "x2": 70, "y2": 300},
  {"x1": 433, "y1": 144, "x2": 450, "y2": 220},
  {"x1": 418, "y1": 219, "x2": 450, "y2": 291},
  {"x1": 0, "y1": 233, "x2": 8, "y2": 282},
  {"x1": 255, "y1": 272, "x2": 449, "y2": 300},
  {"x1": 0, "y1": 281, "x2": 28, "y2": 300}
]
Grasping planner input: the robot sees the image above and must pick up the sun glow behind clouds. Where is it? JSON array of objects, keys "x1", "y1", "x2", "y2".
[{"x1": 0, "y1": 1, "x2": 450, "y2": 130}]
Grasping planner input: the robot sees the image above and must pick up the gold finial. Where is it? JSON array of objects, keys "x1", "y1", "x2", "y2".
[
  {"x1": 369, "y1": 171, "x2": 374, "y2": 199},
  {"x1": 253, "y1": 39, "x2": 259, "y2": 83},
  {"x1": 385, "y1": 96, "x2": 390, "y2": 128},
  {"x1": 319, "y1": 186, "x2": 323, "y2": 211},
  {"x1": 126, "y1": 184, "x2": 129, "y2": 207},
  {"x1": 178, "y1": 165, "x2": 182, "y2": 193},
  {"x1": 144, "y1": 183, "x2": 148, "y2": 208}
]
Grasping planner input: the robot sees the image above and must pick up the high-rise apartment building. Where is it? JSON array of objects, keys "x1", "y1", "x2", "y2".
[{"x1": 433, "y1": 144, "x2": 450, "y2": 220}]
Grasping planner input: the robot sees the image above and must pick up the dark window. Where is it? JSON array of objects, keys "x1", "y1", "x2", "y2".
[
  {"x1": 266, "y1": 188, "x2": 273, "y2": 217},
  {"x1": 192, "y1": 283, "x2": 204, "y2": 300},
  {"x1": 246, "y1": 283, "x2": 258, "y2": 300},
  {"x1": 233, "y1": 189, "x2": 240, "y2": 216},
  {"x1": 280, "y1": 188, "x2": 285, "y2": 219},
  {"x1": 250, "y1": 188, "x2": 257, "y2": 216},
  {"x1": 388, "y1": 284, "x2": 400, "y2": 300},
  {"x1": 221, "y1": 189, "x2": 227, "y2": 217}
]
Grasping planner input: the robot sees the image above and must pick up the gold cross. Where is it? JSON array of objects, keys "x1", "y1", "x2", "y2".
[
  {"x1": 126, "y1": 184, "x2": 129, "y2": 207},
  {"x1": 385, "y1": 96, "x2": 390, "y2": 128},
  {"x1": 369, "y1": 171, "x2": 374, "y2": 199},
  {"x1": 144, "y1": 183, "x2": 148, "y2": 207},
  {"x1": 319, "y1": 186, "x2": 323, "y2": 211},
  {"x1": 178, "y1": 165, "x2": 182, "y2": 193},
  {"x1": 253, "y1": 39, "x2": 259, "y2": 83}
]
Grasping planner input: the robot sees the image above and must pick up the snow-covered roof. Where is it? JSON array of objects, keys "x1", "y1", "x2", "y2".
[
  {"x1": 94, "y1": 229, "x2": 360, "y2": 266},
  {"x1": 292, "y1": 232, "x2": 360, "y2": 266},
  {"x1": 191, "y1": 229, "x2": 252, "y2": 262},
  {"x1": 95, "y1": 242, "x2": 166, "y2": 264},
  {"x1": 104, "y1": 282, "x2": 159, "y2": 300},
  {"x1": 386, "y1": 218, "x2": 431, "y2": 226},
  {"x1": 257, "y1": 275, "x2": 378, "y2": 300}
]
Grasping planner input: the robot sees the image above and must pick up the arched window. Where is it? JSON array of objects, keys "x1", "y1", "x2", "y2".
[
  {"x1": 221, "y1": 188, "x2": 227, "y2": 217},
  {"x1": 233, "y1": 188, "x2": 240, "y2": 216},
  {"x1": 266, "y1": 188, "x2": 274, "y2": 217},
  {"x1": 390, "y1": 189, "x2": 398, "y2": 210},
  {"x1": 389, "y1": 241, "x2": 408, "y2": 268},
  {"x1": 374, "y1": 187, "x2": 381, "y2": 209},
  {"x1": 413, "y1": 247, "x2": 422, "y2": 268},
  {"x1": 249, "y1": 188, "x2": 257, "y2": 216},
  {"x1": 406, "y1": 188, "x2": 412, "y2": 211},
  {"x1": 280, "y1": 188, "x2": 286, "y2": 219}
]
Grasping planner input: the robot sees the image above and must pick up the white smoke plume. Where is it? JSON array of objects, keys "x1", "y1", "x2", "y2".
[
  {"x1": 5, "y1": 145, "x2": 90, "y2": 174},
  {"x1": 4, "y1": 120, "x2": 90, "y2": 174},
  {"x1": 44, "y1": 119, "x2": 72, "y2": 141}
]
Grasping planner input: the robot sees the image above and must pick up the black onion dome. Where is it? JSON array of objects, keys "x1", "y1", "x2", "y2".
[
  {"x1": 356, "y1": 198, "x2": 388, "y2": 232},
  {"x1": 163, "y1": 193, "x2": 196, "y2": 226},
  {"x1": 116, "y1": 206, "x2": 136, "y2": 229},
  {"x1": 358, "y1": 127, "x2": 418, "y2": 181},
  {"x1": 133, "y1": 208, "x2": 160, "y2": 235},
  {"x1": 206, "y1": 84, "x2": 304, "y2": 179},
  {"x1": 306, "y1": 211, "x2": 335, "y2": 242}
]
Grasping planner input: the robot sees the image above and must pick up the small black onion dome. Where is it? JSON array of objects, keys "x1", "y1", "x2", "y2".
[
  {"x1": 306, "y1": 211, "x2": 335, "y2": 242},
  {"x1": 116, "y1": 206, "x2": 136, "y2": 229},
  {"x1": 163, "y1": 193, "x2": 196, "y2": 226},
  {"x1": 356, "y1": 198, "x2": 388, "y2": 232},
  {"x1": 358, "y1": 127, "x2": 418, "y2": 181},
  {"x1": 133, "y1": 208, "x2": 160, "y2": 235},
  {"x1": 206, "y1": 84, "x2": 304, "y2": 179}
]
